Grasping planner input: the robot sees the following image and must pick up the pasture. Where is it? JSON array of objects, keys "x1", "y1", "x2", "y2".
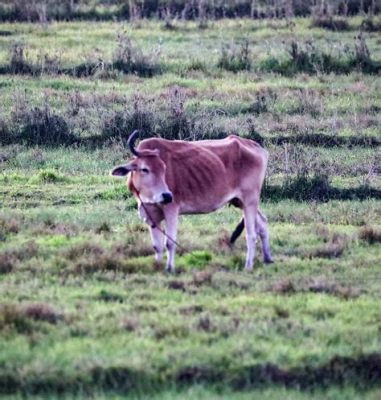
[{"x1": 0, "y1": 14, "x2": 380, "y2": 399}]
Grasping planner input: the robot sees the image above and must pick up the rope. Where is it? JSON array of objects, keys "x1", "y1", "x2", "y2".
[{"x1": 136, "y1": 192, "x2": 188, "y2": 253}]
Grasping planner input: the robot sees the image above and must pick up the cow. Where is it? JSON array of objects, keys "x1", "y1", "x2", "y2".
[{"x1": 111, "y1": 130, "x2": 273, "y2": 272}]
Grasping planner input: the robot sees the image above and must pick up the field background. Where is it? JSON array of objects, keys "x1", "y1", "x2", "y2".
[{"x1": 0, "y1": 1, "x2": 381, "y2": 399}]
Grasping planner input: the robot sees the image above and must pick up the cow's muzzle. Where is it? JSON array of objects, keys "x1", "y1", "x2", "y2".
[{"x1": 161, "y1": 192, "x2": 173, "y2": 204}]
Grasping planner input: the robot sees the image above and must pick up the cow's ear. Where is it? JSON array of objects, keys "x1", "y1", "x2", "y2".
[{"x1": 111, "y1": 162, "x2": 136, "y2": 177}]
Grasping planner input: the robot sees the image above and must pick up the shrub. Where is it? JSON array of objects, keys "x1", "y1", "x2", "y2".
[
  {"x1": 361, "y1": 18, "x2": 381, "y2": 32},
  {"x1": 31, "y1": 169, "x2": 68, "y2": 184},
  {"x1": 217, "y1": 41, "x2": 251, "y2": 72},
  {"x1": 247, "y1": 89, "x2": 277, "y2": 115},
  {"x1": 0, "y1": 252, "x2": 16, "y2": 274},
  {"x1": 16, "y1": 105, "x2": 76, "y2": 146},
  {"x1": 112, "y1": 33, "x2": 161, "y2": 77},
  {"x1": 22, "y1": 303, "x2": 63, "y2": 323},
  {"x1": 8, "y1": 42, "x2": 34, "y2": 74},
  {"x1": 260, "y1": 37, "x2": 380, "y2": 75},
  {"x1": 160, "y1": 86, "x2": 191, "y2": 140},
  {"x1": 359, "y1": 226, "x2": 381, "y2": 244},
  {"x1": 311, "y1": 17, "x2": 350, "y2": 31}
]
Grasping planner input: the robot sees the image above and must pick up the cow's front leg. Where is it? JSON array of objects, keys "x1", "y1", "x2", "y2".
[
  {"x1": 163, "y1": 205, "x2": 179, "y2": 273},
  {"x1": 243, "y1": 202, "x2": 258, "y2": 271},
  {"x1": 149, "y1": 225, "x2": 164, "y2": 263}
]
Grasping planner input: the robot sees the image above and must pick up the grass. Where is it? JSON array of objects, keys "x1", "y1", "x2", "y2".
[{"x1": 0, "y1": 16, "x2": 380, "y2": 399}]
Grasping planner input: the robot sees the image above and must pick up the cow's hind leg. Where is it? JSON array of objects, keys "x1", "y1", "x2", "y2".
[
  {"x1": 243, "y1": 202, "x2": 258, "y2": 271},
  {"x1": 256, "y1": 211, "x2": 273, "y2": 264}
]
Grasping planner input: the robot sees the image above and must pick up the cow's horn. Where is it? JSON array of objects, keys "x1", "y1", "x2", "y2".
[{"x1": 127, "y1": 130, "x2": 140, "y2": 157}]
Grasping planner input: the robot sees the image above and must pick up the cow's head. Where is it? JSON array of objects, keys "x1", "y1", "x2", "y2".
[{"x1": 111, "y1": 130, "x2": 173, "y2": 205}]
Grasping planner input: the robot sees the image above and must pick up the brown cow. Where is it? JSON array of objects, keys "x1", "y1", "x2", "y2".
[{"x1": 111, "y1": 130, "x2": 273, "y2": 272}]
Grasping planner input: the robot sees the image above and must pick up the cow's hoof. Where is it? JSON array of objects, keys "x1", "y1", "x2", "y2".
[
  {"x1": 264, "y1": 258, "x2": 274, "y2": 264},
  {"x1": 165, "y1": 266, "x2": 175, "y2": 274},
  {"x1": 244, "y1": 266, "x2": 253, "y2": 272}
]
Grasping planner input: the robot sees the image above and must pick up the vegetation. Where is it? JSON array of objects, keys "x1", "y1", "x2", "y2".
[{"x1": 0, "y1": 13, "x2": 380, "y2": 399}]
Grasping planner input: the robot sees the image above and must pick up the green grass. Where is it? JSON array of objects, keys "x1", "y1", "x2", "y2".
[{"x1": 0, "y1": 16, "x2": 380, "y2": 399}]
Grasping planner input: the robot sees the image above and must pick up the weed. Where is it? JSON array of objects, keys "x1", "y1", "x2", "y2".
[
  {"x1": 97, "y1": 289, "x2": 124, "y2": 303},
  {"x1": 95, "y1": 222, "x2": 111, "y2": 234},
  {"x1": 0, "y1": 217, "x2": 19, "y2": 236},
  {"x1": 270, "y1": 279, "x2": 296, "y2": 294},
  {"x1": 168, "y1": 280, "x2": 186, "y2": 291},
  {"x1": 112, "y1": 33, "x2": 161, "y2": 77},
  {"x1": 197, "y1": 314, "x2": 214, "y2": 332},
  {"x1": 361, "y1": 17, "x2": 381, "y2": 32},
  {"x1": 359, "y1": 226, "x2": 381, "y2": 244},
  {"x1": 16, "y1": 104, "x2": 76, "y2": 146},
  {"x1": 0, "y1": 304, "x2": 31, "y2": 333},
  {"x1": 31, "y1": 169, "x2": 68, "y2": 184},
  {"x1": 305, "y1": 236, "x2": 346, "y2": 259},
  {"x1": 161, "y1": 86, "x2": 191, "y2": 140},
  {"x1": 182, "y1": 251, "x2": 212, "y2": 269},
  {"x1": 0, "y1": 252, "x2": 16, "y2": 274},
  {"x1": 8, "y1": 42, "x2": 34, "y2": 74},
  {"x1": 121, "y1": 316, "x2": 139, "y2": 332},
  {"x1": 217, "y1": 41, "x2": 251, "y2": 72},
  {"x1": 64, "y1": 242, "x2": 104, "y2": 261},
  {"x1": 192, "y1": 269, "x2": 214, "y2": 286},
  {"x1": 311, "y1": 17, "x2": 350, "y2": 31},
  {"x1": 22, "y1": 303, "x2": 63, "y2": 323},
  {"x1": 0, "y1": 302, "x2": 62, "y2": 334}
]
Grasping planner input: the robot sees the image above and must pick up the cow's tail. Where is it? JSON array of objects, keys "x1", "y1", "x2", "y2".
[
  {"x1": 230, "y1": 218, "x2": 245, "y2": 245},
  {"x1": 229, "y1": 210, "x2": 267, "y2": 245}
]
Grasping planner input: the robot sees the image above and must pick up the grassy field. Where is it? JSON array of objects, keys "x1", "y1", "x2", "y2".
[{"x1": 0, "y1": 16, "x2": 380, "y2": 399}]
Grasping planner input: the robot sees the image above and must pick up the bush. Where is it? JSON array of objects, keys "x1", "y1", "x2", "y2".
[
  {"x1": 17, "y1": 105, "x2": 76, "y2": 146},
  {"x1": 217, "y1": 41, "x2": 251, "y2": 72},
  {"x1": 8, "y1": 42, "x2": 34, "y2": 74},
  {"x1": 260, "y1": 37, "x2": 381, "y2": 75},
  {"x1": 31, "y1": 169, "x2": 68, "y2": 184},
  {"x1": 101, "y1": 97, "x2": 155, "y2": 141},
  {"x1": 359, "y1": 226, "x2": 381, "y2": 244},
  {"x1": 311, "y1": 17, "x2": 350, "y2": 31},
  {"x1": 112, "y1": 33, "x2": 161, "y2": 77},
  {"x1": 361, "y1": 18, "x2": 381, "y2": 32}
]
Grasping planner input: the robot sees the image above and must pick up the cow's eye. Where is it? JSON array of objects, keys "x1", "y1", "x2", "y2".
[{"x1": 140, "y1": 168, "x2": 149, "y2": 174}]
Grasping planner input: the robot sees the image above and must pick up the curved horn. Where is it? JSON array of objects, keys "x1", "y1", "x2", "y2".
[{"x1": 127, "y1": 130, "x2": 140, "y2": 157}]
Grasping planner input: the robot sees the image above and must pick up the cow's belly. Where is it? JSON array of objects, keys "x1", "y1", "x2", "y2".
[{"x1": 178, "y1": 194, "x2": 236, "y2": 215}]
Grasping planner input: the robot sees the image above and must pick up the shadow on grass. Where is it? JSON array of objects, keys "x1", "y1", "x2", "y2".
[
  {"x1": 269, "y1": 133, "x2": 381, "y2": 148},
  {"x1": 263, "y1": 175, "x2": 381, "y2": 202},
  {"x1": 0, "y1": 353, "x2": 380, "y2": 395}
]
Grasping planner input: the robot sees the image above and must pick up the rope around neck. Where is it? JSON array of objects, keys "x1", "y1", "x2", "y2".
[{"x1": 136, "y1": 192, "x2": 188, "y2": 253}]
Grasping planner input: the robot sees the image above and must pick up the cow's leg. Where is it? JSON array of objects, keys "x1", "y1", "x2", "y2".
[
  {"x1": 163, "y1": 206, "x2": 179, "y2": 273},
  {"x1": 256, "y1": 211, "x2": 273, "y2": 264},
  {"x1": 149, "y1": 225, "x2": 164, "y2": 263},
  {"x1": 243, "y1": 202, "x2": 258, "y2": 271}
]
